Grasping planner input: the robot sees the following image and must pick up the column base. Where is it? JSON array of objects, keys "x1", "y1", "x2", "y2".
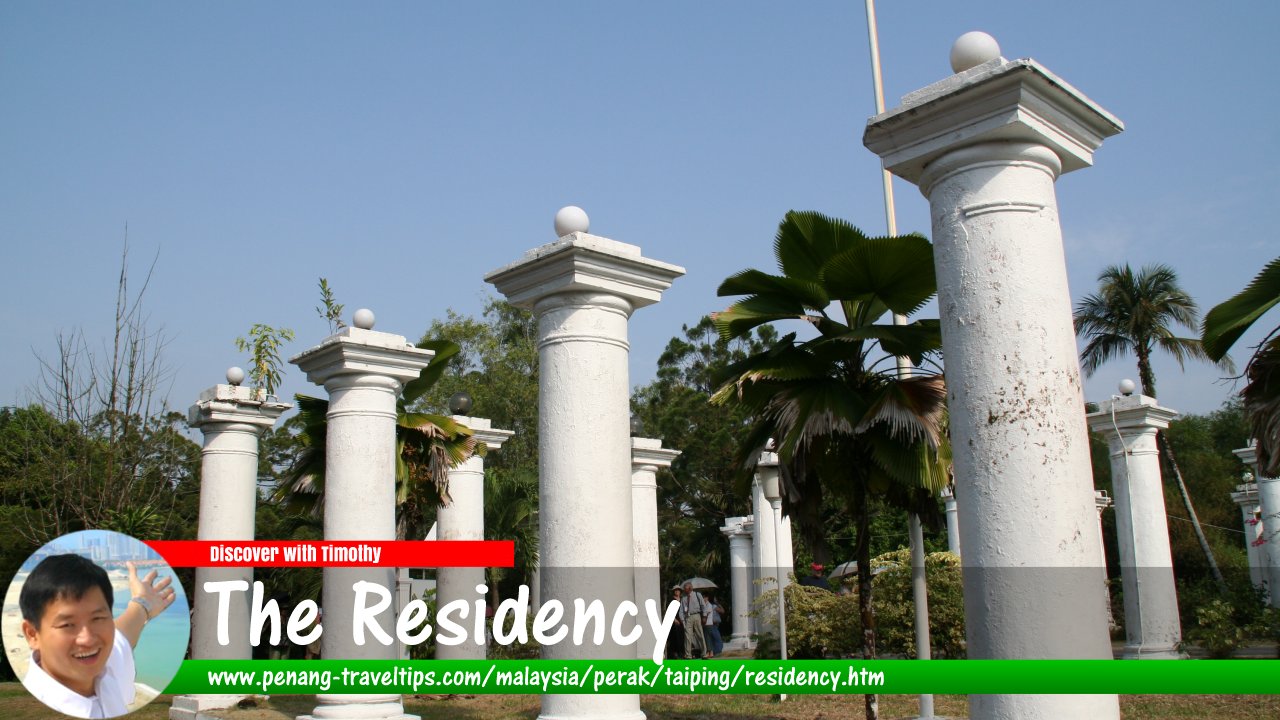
[
  {"x1": 538, "y1": 710, "x2": 645, "y2": 720},
  {"x1": 299, "y1": 716, "x2": 418, "y2": 720},
  {"x1": 1121, "y1": 645, "x2": 1185, "y2": 660},
  {"x1": 170, "y1": 695, "x2": 245, "y2": 720},
  {"x1": 299, "y1": 695, "x2": 419, "y2": 720},
  {"x1": 723, "y1": 635, "x2": 754, "y2": 651}
]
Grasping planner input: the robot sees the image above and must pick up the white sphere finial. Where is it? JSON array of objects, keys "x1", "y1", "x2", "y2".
[
  {"x1": 1118, "y1": 378, "x2": 1137, "y2": 396},
  {"x1": 950, "y1": 31, "x2": 1001, "y2": 73},
  {"x1": 554, "y1": 206, "x2": 590, "y2": 237},
  {"x1": 353, "y1": 308, "x2": 376, "y2": 330},
  {"x1": 226, "y1": 366, "x2": 245, "y2": 386}
]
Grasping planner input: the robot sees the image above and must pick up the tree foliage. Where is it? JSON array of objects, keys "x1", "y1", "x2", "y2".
[
  {"x1": 1202, "y1": 256, "x2": 1280, "y2": 476},
  {"x1": 711, "y1": 210, "x2": 949, "y2": 720}
]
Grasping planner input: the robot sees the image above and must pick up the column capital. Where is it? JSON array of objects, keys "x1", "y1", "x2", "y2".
[
  {"x1": 484, "y1": 232, "x2": 685, "y2": 311},
  {"x1": 289, "y1": 326, "x2": 433, "y2": 388},
  {"x1": 1232, "y1": 482, "x2": 1259, "y2": 507},
  {"x1": 1233, "y1": 441, "x2": 1280, "y2": 485},
  {"x1": 1094, "y1": 489, "x2": 1113, "y2": 511},
  {"x1": 720, "y1": 515, "x2": 754, "y2": 538},
  {"x1": 631, "y1": 436, "x2": 681, "y2": 471},
  {"x1": 188, "y1": 384, "x2": 291, "y2": 430},
  {"x1": 451, "y1": 415, "x2": 515, "y2": 452},
  {"x1": 1085, "y1": 395, "x2": 1178, "y2": 437},
  {"x1": 863, "y1": 57, "x2": 1123, "y2": 185}
]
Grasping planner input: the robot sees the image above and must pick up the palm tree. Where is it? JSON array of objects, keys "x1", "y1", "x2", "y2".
[
  {"x1": 1202, "y1": 256, "x2": 1280, "y2": 476},
  {"x1": 275, "y1": 339, "x2": 481, "y2": 540},
  {"x1": 1074, "y1": 263, "x2": 1232, "y2": 588},
  {"x1": 712, "y1": 211, "x2": 949, "y2": 720}
]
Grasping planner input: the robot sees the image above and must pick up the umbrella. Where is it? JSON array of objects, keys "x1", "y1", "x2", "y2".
[
  {"x1": 829, "y1": 560, "x2": 891, "y2": 580},
  {"x1": 828, "y1": 561, "x2": 858, "y2": 580},
  {"x1": 680, "y1": 577, "x2": 718, "y2": 591}
]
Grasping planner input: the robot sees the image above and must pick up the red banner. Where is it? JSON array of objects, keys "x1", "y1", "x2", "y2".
[{"x1": 145, "y1": 540, "x2": 514, "y2": 568}]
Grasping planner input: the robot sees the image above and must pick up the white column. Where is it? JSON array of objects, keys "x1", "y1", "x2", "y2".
[
  {"x1": 1234, "y1": 442, "x2": 1280, "y2": 606},
  {"x1": 941, "y1": 486, "x2": 961, "y2": 557},
  {"x1": 754, "y1": 450, "x2": 792, "y2": 590},
  {"x1": 172, "y1": 372, "x2": 289, "y2": 720},
  {"x1": 720, "y1": 517, "x2": 755, "y2": 650},
  {"x1": 865, "y1": 35, "x2": 1124, "y2": 720},
  {"x1": 631, "y1": 437, "x2": 680, "y2": 659},
  {"x1": 292, "y1": 315, "x2": 431, "y2": 720},
  {"x1": 750, "y1": 476, "x2": 775, "y2": 632},
  {"x1": 1230, "y1": 480, "x2": 1264, "y2": 589},
  {"x1": 434, "y1": 416, "x2": 513, "y2": 660},
  {"x1": 1086, "y1": 395, "x2": 1183, "y2": 658},
  {"x1": 487, "y1": 209, "x2": 683, "y2": 720},
  {"x1": 1095, "y1": 490, "x2": 1117, "y2": 632}
]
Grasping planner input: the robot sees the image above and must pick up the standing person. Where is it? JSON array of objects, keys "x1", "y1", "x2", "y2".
[
  {"x1": 681, "y1": 581, "x2": 707, "y2": 659},
  {"x1": 665, "y1": 587, "x2": 686, "y2": 660},
  {"x1": 19, "y1": 555, "x2": 177, "y2": 719},
  {"x1": 702, "y1": 593, "x2": 725, "y2": 658}
]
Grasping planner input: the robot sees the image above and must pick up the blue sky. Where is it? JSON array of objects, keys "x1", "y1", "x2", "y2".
[{"x1": 2, "y1": 2, "x2": 1276, "y2": 421}]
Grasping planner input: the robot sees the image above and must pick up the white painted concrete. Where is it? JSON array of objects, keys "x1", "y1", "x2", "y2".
[
  {"x1": 1095, "y1": 490, "x2": 1117, "y2": 631},
  {"x1": 865, "y1": 43, "x2": 1123, "y2": 720},
  {"x1": 720, "y1": 516, "x2": 755, "y2": 650},
  {"x1": 435, "y1": 416, "x2": 513, "y2": 660},
  {"x1": 173, "y1": 383, "x2": 289, "y2": 720},
  {"x1": 631, "y1": 436, "x2": 680, "y2": 660},
  {"x1": 1230, "y1": 481, "x2": 1264, "y2": 589},
  {"x1": 487, "y1": 225, "x2": 683, "y2": 720},
  {"x1": 1086, "y1": 395, "x2": 1183, "y2": 658},
  {"x1": 1234, "y1": 442, "x2": 1280, "y2": 607},
  {"x1": 941, "y1": 485, "x2": 961, "y2": 557},
  {"x1": 291, "y1": 325, "x2": 432, "y2": 720}
]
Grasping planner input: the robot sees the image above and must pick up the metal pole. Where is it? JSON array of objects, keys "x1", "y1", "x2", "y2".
[
  {"x1": 772, "y1": 499, "x2": 788, "y2": 702},
  {"x1": 866, "y1": 2, "x2": 934, "y2": 716}
]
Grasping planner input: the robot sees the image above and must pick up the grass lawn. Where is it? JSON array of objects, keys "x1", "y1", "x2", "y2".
[{"x1": 2, "y1": 685, "x2": 1278, "y2": 719}]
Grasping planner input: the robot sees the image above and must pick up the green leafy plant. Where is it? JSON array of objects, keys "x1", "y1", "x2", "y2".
[
  {"x1": 1186, "y1": 599, "x2": 1248, "y2": 658},
  {"x1": 316, "y1": 277, "x2": 346, "y2": 334},
  {"x1": 235, "y1": 324, "x2": 295, "y2": 396}
]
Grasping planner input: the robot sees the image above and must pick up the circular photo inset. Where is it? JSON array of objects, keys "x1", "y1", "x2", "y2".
[{"x1": 3, "y1": 530, "x2": 190, "y2": 718}]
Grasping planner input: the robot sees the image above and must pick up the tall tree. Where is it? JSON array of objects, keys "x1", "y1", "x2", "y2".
[
  {"x1": 1074, "y1": 263, "x2": 1232, "y2": 588},
  {"x1": 1202, "y1": 256, "x2": 1280, "y2": 476},
  {"x1": 712, "y1": 211, "x2": 949, "y2": 720}
]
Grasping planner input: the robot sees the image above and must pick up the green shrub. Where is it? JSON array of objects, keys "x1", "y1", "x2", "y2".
[
  {"x1": 752, "y1": 576, "x2": 861, "y2": 659},
  {"x1": 871, "y1": 550, "x2": 966, "y2": 658},
  {"x1": 1186, "y1": 599, "x2": 1248, "y2": 658},
  {"x1": 750, "y1": 551, "x2": 966, "y2": 659}
]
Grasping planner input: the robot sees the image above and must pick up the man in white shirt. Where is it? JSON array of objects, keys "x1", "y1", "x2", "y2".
[
  {"x1": 19, "y1": 554, "x2": 177, "y2": 719},
  {"x1": 680, "y1": 581, "x2": 707, "y2": 659}
]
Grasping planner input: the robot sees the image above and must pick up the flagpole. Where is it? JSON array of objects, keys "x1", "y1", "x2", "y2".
[{"x1": 864, "y1": 3, "x2": 935, "y2": 719}]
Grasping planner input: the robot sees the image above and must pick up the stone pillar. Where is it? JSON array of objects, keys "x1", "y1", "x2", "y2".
[
  {"x1": 487, "y1": 208, "x2": 683, "y2": 720},
  {"x1": 1234, "y1": 442, "x2": 1280, "y2": 606},
  {"x1": 720, "y1": 516, "x2": 755, "y2": 650},
  {"x1": 1086, "y1": 395, "x2": 1183, "y2": 658},
  {"x1": 291, "y1": 313, "x2": 431, "y2": 720},
  {"x1": 865, "y1": 34, "x2": 1124, "y2": 719},
  {"x1": 753, "y1": 450, "x2": 793, "y2": 591},
  {"x1": 434, "y1": 416, "x2": 513, "y2": 660},
  {"x1": 1095, "y1": 490, "x2": 1116, "y2": 631},
  {"x1": 1230, "y1": 480, "x2": 1264, "y2": 589},
  {"x1": 941, "y1": 485, "x2": 961, "y2": 557},
  {"x1": 171, "y1": 370, "x2": 289, "y2": 720},
  {"x1": 631, "y1": 437, "x2": 680, "y2": 659}
]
